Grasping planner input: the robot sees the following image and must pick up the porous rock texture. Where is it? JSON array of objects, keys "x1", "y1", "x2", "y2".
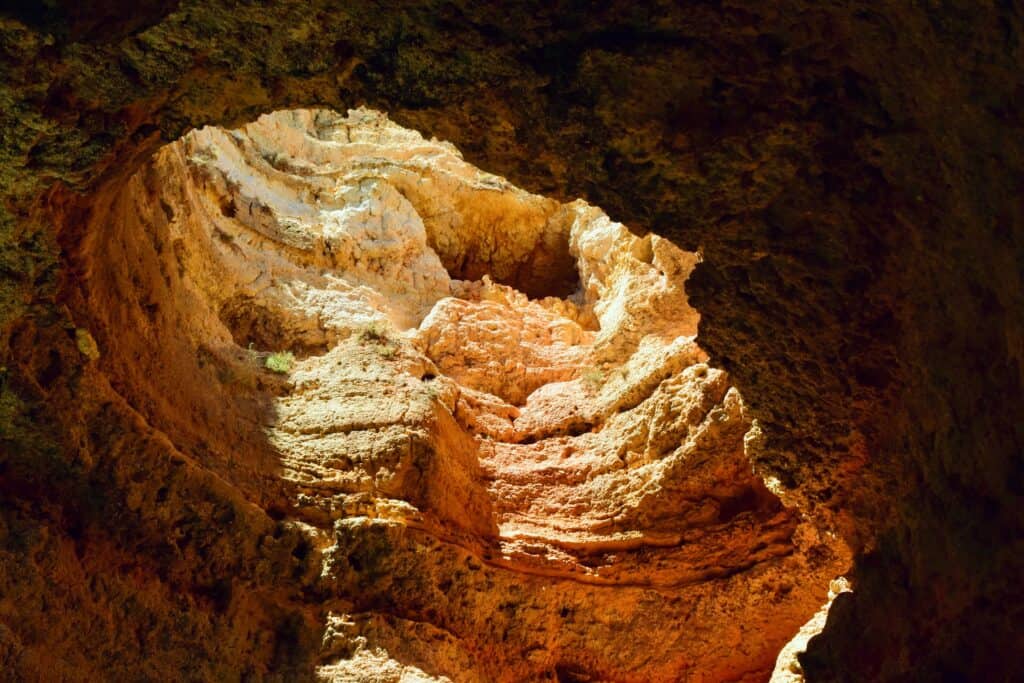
[
  {"x1": 43, "y1": 107, "x2": 844, "y2": 680},
  {"x1": 0, "y1": 2, "x2": 1022, "y2": 681}
]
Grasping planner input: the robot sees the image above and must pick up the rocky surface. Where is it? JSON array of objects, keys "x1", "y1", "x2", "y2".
[
  {"x1": 27, "y1": 108, "x2": 843, "y2": 680},
  {"x1": 0, "y1": 2, "x2": 1022, "y2": 680},
  {"x1": 770, "y1": 578, "x2": 851, "y2": 683}
]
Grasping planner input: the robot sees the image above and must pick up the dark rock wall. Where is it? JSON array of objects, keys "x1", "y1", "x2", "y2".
[{"x1": 0, "y1": 1, "x2": 1021, "y2": 680}]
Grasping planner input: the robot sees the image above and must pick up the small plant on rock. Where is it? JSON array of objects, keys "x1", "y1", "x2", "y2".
[
  {"x1": 359, "y1": 322, "x2": 398, "y2": 359},
  {"x1": 265, "y1": 351, "x2": 295, "y2": 374},
  {"x1": 359, "y1": 321, "x2": 389, "y2": 343},
  {"x1": 375, "y1": 344, "x2": 397, "y2": 359}
]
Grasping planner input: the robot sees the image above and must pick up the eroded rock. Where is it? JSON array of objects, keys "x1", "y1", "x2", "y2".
[
  {"x1": 58, "y1": 108, "x2": 849, "y2": 681},
  {"x1": 1, "y1": 5, "x2": 1021, "y2": 681}
]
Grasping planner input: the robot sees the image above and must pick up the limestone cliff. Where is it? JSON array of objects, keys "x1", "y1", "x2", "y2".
[
  {"x1": 2, "y1": 3, "x2": 1021, "y2": 680},
  {"x1": 34, "y1": 108, "x2": 843, "y2": 681}
]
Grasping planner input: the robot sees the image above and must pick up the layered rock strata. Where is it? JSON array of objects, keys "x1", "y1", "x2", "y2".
[
  {"x1": 2, "y1": 5, "x2": 1022, "y2": 680},
  {"x1": 55, "y1": 108, "x2": 846, "y2": 681}
]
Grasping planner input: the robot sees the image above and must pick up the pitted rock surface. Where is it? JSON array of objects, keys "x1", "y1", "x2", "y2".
[
  {"x1": 58, "y1": 109, "x2": 845, "y2": 681},
  {"x1": 2, "y1": 4, "x2": 1021, "y2": 680}
]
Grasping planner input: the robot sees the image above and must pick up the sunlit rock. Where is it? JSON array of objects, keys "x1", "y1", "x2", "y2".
[{"x1": 66, "y1": 108, "x2": 849, "y2": 680}]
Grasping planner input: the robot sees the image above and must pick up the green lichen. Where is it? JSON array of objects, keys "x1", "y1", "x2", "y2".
[
  {"x1": 265, "y1": 351, "x2": 295, "y2": 374},
  {"x1": 75, "y1": 328, "x2": 100, "y2": 361}
]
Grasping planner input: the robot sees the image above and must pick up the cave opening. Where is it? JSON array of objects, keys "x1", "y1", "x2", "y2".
[{"x1": 72, "y1": 107, "x2": 849, "y2": 681}]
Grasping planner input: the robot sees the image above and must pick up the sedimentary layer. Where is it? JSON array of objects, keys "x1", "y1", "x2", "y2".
[{"x1": 25, "y1": 109, "x2": 844, "y2": 681}]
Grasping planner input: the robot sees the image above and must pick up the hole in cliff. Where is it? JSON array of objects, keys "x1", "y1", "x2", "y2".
[
  {"x1": 218, "y1": 196, "x2": 236, "y2": 218},
  {"x1": 72, "y1": 106, "x2": 850, "y2": 681}
]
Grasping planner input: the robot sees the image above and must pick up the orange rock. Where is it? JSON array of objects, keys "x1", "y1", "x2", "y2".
[{"x1": 73, "y1": 108, "x2": 849, "y2": 681}]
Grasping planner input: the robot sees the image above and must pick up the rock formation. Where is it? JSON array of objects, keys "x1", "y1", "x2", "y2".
[
  {"x1": 1, "y1": 3, "x2": 1022, "y2": 681},
  {"x1": 36, "y1": 107, "x2": 842, "y2": 680}
]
